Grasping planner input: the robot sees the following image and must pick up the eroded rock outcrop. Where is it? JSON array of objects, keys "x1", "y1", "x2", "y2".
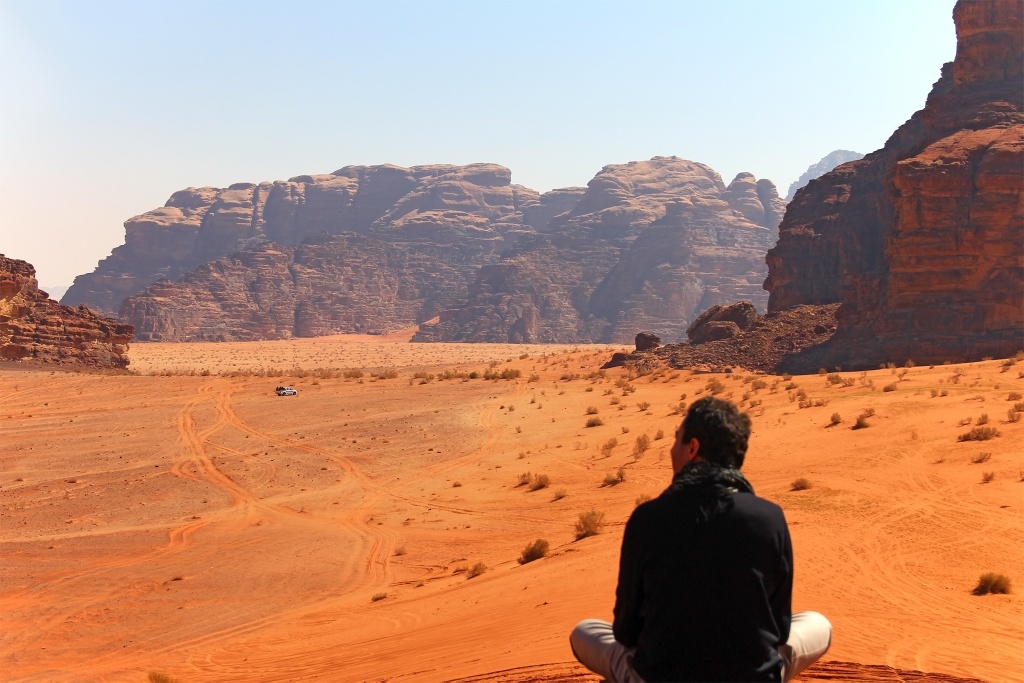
[
  {"x1": 415, "y1": 158, "x2": 784, "y2": 344},
  {"x1": 64, "y1": 163, "x2": 533, "y2": 317},
  {"x1": 765, "y1": 0, "x2": 1023, "y2": 369},
  {"x1": 1, "y1": 255, "x2": 132, "y2": 368}
]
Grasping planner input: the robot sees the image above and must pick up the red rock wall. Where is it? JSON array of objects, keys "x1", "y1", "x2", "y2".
[
  {"x1": 0, "y1": 255, "x2": 133, "y2": 369},
  {"x1": 766, "y1": 0, "x2": 1023, "y2": 368}
]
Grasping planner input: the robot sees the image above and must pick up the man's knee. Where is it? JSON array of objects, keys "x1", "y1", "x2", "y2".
[{"x1": 792, "y1": 611, "x2": 832, "y2": 652}]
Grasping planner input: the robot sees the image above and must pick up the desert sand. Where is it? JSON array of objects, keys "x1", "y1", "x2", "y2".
[{"x1": 2, "y1": 333, "x2": 1022, "y2": 682}]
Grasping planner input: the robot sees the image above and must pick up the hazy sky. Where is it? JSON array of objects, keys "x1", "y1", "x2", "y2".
[{"x1": 2, "y1": 0, "x2": 957, "y2": 288}]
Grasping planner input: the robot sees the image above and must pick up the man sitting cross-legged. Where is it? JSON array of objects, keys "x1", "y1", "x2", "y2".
[{"x1": 570, "y1": 396, "x2": 831, "y2": 682}]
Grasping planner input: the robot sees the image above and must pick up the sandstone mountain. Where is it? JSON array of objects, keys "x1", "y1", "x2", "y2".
[
  {"x1": 72, "y1": 157, "x2": 785, "y2": 344},
  {"x1": 0, "y1": 255, "x2": 133, "y2": 369},
  {"x1": 416, "y1": 159, "x2": 785, "y2": 343},
  {"x1": 765, "y1": 0, "x2": 1023, "y2": 370},
  {"x1": 784, "y1": 150, "x2": 864, "y2": 201}
]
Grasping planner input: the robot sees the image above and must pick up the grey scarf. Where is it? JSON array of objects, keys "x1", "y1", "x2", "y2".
[{"x1": 669, "y1": 459, "x2": 754, "y2": 522}]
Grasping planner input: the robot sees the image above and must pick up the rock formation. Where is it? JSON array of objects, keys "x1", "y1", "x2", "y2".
[
  {"x1": 415, "y1": 158, "x2": 784, "y2": 344},
  {"x1": 785, "y1": 150, "x2": 864, "y2": 201},
  {"x1": 765, "y1": 0, "x2": 1023, "y2": 370},
  {"x1": 64, "y1": 163, "x2": 544, "y2": 317},
  {"x1": 77, "y1": 156, "x2": 787, "y2": 344},
  {"x1": 0, "y1": 255, "x2": 132, "y2": 369}
]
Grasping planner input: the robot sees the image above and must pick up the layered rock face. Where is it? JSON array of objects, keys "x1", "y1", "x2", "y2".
[
  {"x1": 415, "y1": 158, "x2": 783, "y2": 343},
  {"x1": 785, "y1": 150, "x2": 864, "y2": 201},
  {"x1": 0, "y1": 255, "x2": 133, "y2": 368},
  {"x1": 64, "y1": 164, "x2": 537, "y2": 317},
  {"x1": 766, "y1": 0, "x2": 1023, "y2": 368}
]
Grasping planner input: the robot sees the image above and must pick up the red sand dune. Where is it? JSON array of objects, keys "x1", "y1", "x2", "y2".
[{"x1": 2, "y1": 335, "x2": 1021, "y2": 682}]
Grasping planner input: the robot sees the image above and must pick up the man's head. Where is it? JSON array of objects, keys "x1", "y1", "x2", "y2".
[{"x1": 670, "y1": 396, "x2": 751, "y2": 473}]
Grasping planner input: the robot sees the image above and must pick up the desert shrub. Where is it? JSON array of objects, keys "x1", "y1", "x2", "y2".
[
  {"x1": 861, "y1": 407, "x2": 876, "y2": 417},
  {"x1": 883, "y1": 383, "x2": 898, "y2": 392},
  {"x1": 574, "y1": 510, "x2": 605, "y2": 540},
  {"x1": 149, "y1": 674, "x2": 179, "y2": 683},
  {"x1": 853, "y1": 415, "x2": 870, "y2": 430},
  {"x1": 1009, "y1": 409, "x2": 1021, "y2": 423},
  {"x1": 616, "y1": 466, "x2": 626, "y2": 483},
  {"x1": 654, "y1": 429, "x2": 665, "y2": 440},
  {"x1": 552, "y1": 488, "x2": 567, "y2": 501},
  {"x1": 394, "y1": 546, "x2": 407, "y2": 556},
  {"x1": 981, "y1": 471, "x2": 995, "y2": 483},
  {"x1": 959, "y1": 427, "x2": 1000, "y2": 442},
  {"x1": 602, "y1": 472, "x2": 621, "y2": 487},
  {"x1": 632, "y1": 434, "x2": 651, "y2": 458},
  {"x1": 516, "y1": 472, "x2": 533, "y2": 487},
  {"x1": 959, "y1": 417, "x2": 974, "y2": 426},
  {"x1": 977, "y1": 413, "x2": 989, "y2": 426},
  {"x1": 466, "y1": 561, "x2": 487, "y2": 579},
  {"x1": 621, "y1": 426, "x2": 631, "y2": 434},
  {"x1": 671, "y1": 401, "x2": 687, "y2": 415},
  {"x1": 529, "y1": 474, "x2": 550, "y2": 491},
  {"x1": 973, "y1": 573, "x2": 1012, "y2": 595},
  {"x1": 586, "y1": 406, "x2": 599, "y2": 415},
  {"x1": 635, "y1": 493, "x2": 653, "y2": 507},
  {"x1": 600, "y1": 437, "x2": 618, "y2": 456},
  {"x1": 518, "y1": 538, "x2": 550, "y2": 564},
  {"x1": 371, "y1": 592, "x2": 388, "y2": 602},
  {"x1": 751, "y1": 379, "x2": 768, "y2": 391},
  {"x1": 971, "y1": 452, "x2": 992, "y2": 464},
  {"x1": 585, "y1": 417, "x2": 604, "y2": 428},
  {"x1": 343, "y1": 369, "x2": 364, "y2": 379},
  {"x1": 830, "y1": 413, "x2": 842, "y2": 426},
  {"x1": 940, "y1": 389, "x2": 949, "y2": 397},
  {"x1": 791, "y1": 478, "x2": 812, "y2": 491},
  {"x1": 930, "y1": 389, "x2": 939, "y2": 397},
  {"x1": 1007, "y1": 392, "x2": 1023, "y2": 401},
  {"x1": 609, "y1": 397, "x2": 621, "y2": 405},
  {"x1": 1014, "y1": 401, "x2": 1024, "y2": 412},
  {"x1": 452, "y1": 481, "x2": 462, "y2": 487},
  {"x1": 707, "y1": 379, "x2": 725, "y2": 395},
  {"x1": 637, "y1": 401, "x2": 651, "y2": 411}
]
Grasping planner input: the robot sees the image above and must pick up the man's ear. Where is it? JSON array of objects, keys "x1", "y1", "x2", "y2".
[{"x1": 685, "y1": 437, "x2": 700, "y2": 461}]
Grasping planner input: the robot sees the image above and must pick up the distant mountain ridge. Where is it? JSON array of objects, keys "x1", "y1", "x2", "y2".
[
  {"x1": 785, "y1": 150, "x2": 864, "y2": 201},
  {"x1": 67, "y1": 157, "x2": 787, "y2": 344}
]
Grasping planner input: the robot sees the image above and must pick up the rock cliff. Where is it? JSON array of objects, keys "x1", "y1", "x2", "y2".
[
  {"x1": 784, "y1": 150, "x2": 864, "y2": 201},
  {"x1": 81, "y1": 156, "x2": 786, "y2": 344},
  {"x1": 415, "y1": 158, "x2": 784, "y2": 343},
  {"x1": 63, "y1": 163, "x2": 536, "y2": 317},
  {"x1": 1, "y1": 255, "x2": 133, "y2": 369},
  {"x1": 765, "y1": 0, "x2": 1023, "y2": 369}
]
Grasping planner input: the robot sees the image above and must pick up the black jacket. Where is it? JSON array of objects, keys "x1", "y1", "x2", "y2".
[{"x1": 613, "y1": 486, "x2": 793, "y2": 682}]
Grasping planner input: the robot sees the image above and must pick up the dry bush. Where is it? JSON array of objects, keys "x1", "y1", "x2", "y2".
[
  {"x1": 1009, "y1": 409, "x2": 1022, "y2": 423},
  {"x1": 853, "y1": 415, "x2": 870, "y2": 430},
  {"x1": 632, "y1": 434, "x2": 651, "y2": 458},
  {"x1": 371, "y1": 592, "x2": 387, "y2": 602},
  {"x1": 635, "y1": 493, "x2": 653, "y2": 507},
  {"x1": 973, "y1": 573, "x2": 1012, "y2": 595},
  {"x1": 518, "y1": 538, "x2": 550, "y2": 564},
  {"x1": 883, "y1": 383, "x2": 898, "y2": 392},
  {"x1": 654, "y1": 429, "x2": 665, "y2": 440},
  {"x1": 394, "y1": 546, "x2": 407, "y2": 556},
  {"x1": 1007, "y1": 392, "x2": 1023, "y2": 401},
  {"x1": 529, "y1": 474, "x2": 550, "y2": 491},
  {"x1": 600, "y1": 437, "x2": 618, "y2": 456},
  {"x1": 621, "y1": 426, "x2": 631, "y2": 434},
  {"x1": 959, "y1": 427, "x2": 1000, "y2": 442},
  {"x1": 452, "y1": 481, "x2": 462, "y2": 487},
  {"x1": 574, "y1": 510, "x2": 605, "y2": 540},
  {"x1": 586, "y1": 406, "x2": 599, "y2": 415},
  {"x1": 602, "y1": 472, "x2": 621, "y2": 487},
  {"x1": 971, "y1": 452, "x2": 992, "y2": 464},
  {"x1": 671, "y1": 401, "x2": 687, "y2": 415},
  {"x1": 751, "y1": 379, "x2": 768, "y2": 391},
  {"x1": 637, "y1": 401, "x2": 651, "y2": 411},
  {"x1": 466, "y1": 561, "x2": 487, "y2": 578},
  {"x1": 981, "y1": 471, "x2": 995, "y2": 483},
  {"x1": 791, "y1": 478, "x2": 813, "y2": 491},
  {"x1": 941, "y1": 389, "x2": 949, "y2": 396},
  {"x1": 516, "y1": 472, "x2": 533, "y2": 487},
  {"x1": 1014, "y1": 401, "x2": 1024, "y2": 412},
  {"x1": 707, "y1": 379, "x2": 725, "y2": 395},
  {"x1": 552, "y1": 488, "x2": 567, "y2": 501},
  {"x1": 829, "y1": 413, "x2": 842, "y2": 426},
  {"x1": 585, "y1": 417, "x2": 604, "y2": 428},
  {"x1": 977, "y1": 413, "x2": 989, "y2": 426},
  {"x1": 148, "y1": 674, "x2": 179, "y2": 683},
  {"x1": 930, "y1": 389, "x2": 939, "y2": 397}
]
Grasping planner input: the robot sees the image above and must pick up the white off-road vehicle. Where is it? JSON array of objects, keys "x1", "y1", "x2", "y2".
[{"x1": 275, "y1": 386, "x2": 298, "y2": 396}]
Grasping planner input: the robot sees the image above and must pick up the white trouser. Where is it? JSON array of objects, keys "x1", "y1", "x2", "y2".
[{"x1": 570, "y1": 611, "x2": 832, "y2": 682}]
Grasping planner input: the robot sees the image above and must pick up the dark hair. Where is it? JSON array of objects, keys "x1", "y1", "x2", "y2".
[{"x1": 681, "y1": 396, "x2": 751, "y2": 469}]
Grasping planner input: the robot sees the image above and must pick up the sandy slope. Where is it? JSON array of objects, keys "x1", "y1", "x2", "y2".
[{"x1": 1, "y1": 336, "x2": 1021, "y2": 682}]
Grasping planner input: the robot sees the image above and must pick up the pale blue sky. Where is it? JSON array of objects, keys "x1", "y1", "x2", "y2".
[{"x1": 1, "y1": 0, "x2": 957, "y2": 287}]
